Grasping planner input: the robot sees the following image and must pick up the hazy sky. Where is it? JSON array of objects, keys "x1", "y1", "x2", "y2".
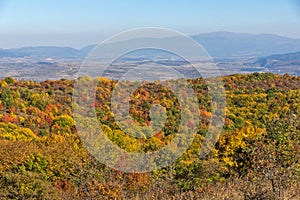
[{"x1": 1, "y1": 0, "x2": 300, "y2": 48}]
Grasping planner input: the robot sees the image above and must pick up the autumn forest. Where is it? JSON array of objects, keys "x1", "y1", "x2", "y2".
[{"x1": 0, "y1": 73, "x2": 299, "y2": 199}]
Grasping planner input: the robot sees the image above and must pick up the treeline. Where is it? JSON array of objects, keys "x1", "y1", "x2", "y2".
[{"x1": 0, "y1": 73, "x2": 299, "y2": 199}]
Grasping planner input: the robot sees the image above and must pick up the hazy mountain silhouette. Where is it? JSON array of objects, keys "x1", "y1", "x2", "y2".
[{"x1": 1, "y1": 32, "x2": 300, "y2": 59}]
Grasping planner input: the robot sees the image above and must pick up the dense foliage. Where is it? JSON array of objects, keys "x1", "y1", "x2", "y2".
[{"x1": 0, "y1": 73, "x2": 299, "y2": 199}]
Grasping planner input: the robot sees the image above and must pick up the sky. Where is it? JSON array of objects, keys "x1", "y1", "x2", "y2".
[{"x1": 0, "y1": 0, "x2": 300, "y2": 48}]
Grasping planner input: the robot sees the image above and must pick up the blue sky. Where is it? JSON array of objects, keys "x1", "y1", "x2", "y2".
[{"x1": 0, "y1": 0, "x2": 300, "y2": 48}]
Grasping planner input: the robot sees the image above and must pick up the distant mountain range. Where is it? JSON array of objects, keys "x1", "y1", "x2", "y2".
[
  {"x1": 0, "y1": 46, "x2": 86, "y2": 59},
  {"x1": 192, "y1": 32, "x2": 300, "y2": 58},
  {"x1": 1, "y1": 31, "x2": 300, "y2": 59}
]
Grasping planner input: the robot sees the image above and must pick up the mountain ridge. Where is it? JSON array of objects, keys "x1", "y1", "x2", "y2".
[{"x1": 1, "y1": 31, "x2": 300, "y2": 59}]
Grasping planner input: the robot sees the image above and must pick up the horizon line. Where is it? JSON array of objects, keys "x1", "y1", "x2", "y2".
[{"x1": 1, "y1": 30, "x2": 300, "y2": 50}]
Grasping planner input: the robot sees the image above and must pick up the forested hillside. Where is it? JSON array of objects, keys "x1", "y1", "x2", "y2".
[{"x1": 0, "y1": 73, "x2": 299, "y2": 199}]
